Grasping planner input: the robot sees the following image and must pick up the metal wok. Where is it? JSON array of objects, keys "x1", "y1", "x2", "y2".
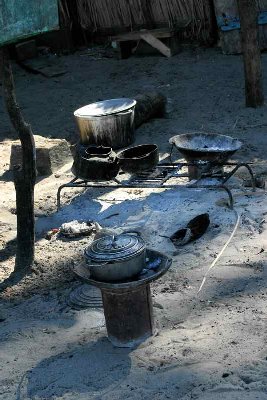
[{"x1": 169, "y1": 132, "x2": 242, "y2": 164}]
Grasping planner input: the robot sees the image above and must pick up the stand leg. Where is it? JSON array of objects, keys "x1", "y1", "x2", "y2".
[
  {"x1": 56, "y1": 177, "x2": 78, "y2": 210},
  {"x1": 118, "y1": 41, "x2": 134, "y2": 59},
  {"x1": 222, "y1": 163, "x2": 256, "y2": 192}
]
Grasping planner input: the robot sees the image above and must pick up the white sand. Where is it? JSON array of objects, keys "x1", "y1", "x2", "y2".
[{"x1": 0, "y1": 46, "x2": 267, "y2": 399}]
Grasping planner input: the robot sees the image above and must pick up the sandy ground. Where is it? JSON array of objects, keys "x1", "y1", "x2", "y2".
[{"x1": 0, "y1": 46, "x2": 267, "y2": 399}]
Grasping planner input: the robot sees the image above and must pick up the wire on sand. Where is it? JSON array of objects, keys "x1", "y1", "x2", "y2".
[{"x1": 198, "y1": 209, "x2": 241, "y2": 293}]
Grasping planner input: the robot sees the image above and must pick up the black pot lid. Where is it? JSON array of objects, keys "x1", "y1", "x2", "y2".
[
  {"x1": 85, "y1": 233, "x2": 145, "y2": 262},
  {"x1": 74, "y1": 98, "x2": 136, "y2": 118}
]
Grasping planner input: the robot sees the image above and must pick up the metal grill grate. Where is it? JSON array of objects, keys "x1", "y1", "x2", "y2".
[{"x1": 57, "y1": 162, "x2": 256, "y2": 210}]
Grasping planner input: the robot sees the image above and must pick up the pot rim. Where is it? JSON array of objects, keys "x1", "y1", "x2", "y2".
[
  {"x1": 85, "y1": 145, "x2": 112, "y2": 157},
  {"x1": 74, "y1": 108, "x2": 135, "y2": 121},
  {"x1": 118, "y1": 144, "x2": 158, "y2": 160},
  {"x1": 74, "y1": 98, "x2": 137, "y2": 118},
  {"x1": 169, "y1": 132, "x2": 242, "y2": 153}
]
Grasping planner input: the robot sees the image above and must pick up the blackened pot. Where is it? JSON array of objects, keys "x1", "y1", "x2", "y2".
[
  {"x1": 72, "y1": 145, "x2": 119, "y2": 180},
  {"x1": 118, "y1": 144, "x2": 159, "y2": 174}
]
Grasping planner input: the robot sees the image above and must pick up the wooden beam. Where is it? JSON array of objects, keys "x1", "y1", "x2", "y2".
[{"x1": 111, "y1": 28, "x2": 174, "y2": 42}]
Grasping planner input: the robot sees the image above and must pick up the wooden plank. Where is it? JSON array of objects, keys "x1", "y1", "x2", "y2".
[
  {"x1": 111, "y1": 21, "x2": 191, "y2": 42},
  {"x1": 19, "y1": 58, "x2": 67, "y2": 78},
  {"x1": 0, "y1": 0, "x2": 59, "y2": 46},
  {"x1": 112, "y1": 29, "x2": 173, "y2": 42},
  {"x1": 140, "y1": 30, "x2": 172, "y2": 57}
]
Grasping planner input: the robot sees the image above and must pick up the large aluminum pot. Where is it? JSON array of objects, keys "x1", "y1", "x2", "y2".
[
  {"x1": 84, "y1": 232, "x2": 146, "y2": 282},
  {"x1": 74, "y1": 99, "x2": 136, "y2": 150}
]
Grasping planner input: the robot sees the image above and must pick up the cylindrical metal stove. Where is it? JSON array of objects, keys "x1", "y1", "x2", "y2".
[
  {"x1": 101, "y1": 284, "x2": 154, "y2": 347},
  {"x1": 73, "y1": 249, "x2": 171, "y2": 348}
]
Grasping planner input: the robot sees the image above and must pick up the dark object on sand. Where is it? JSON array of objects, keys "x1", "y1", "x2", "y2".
[
  {"x1": 118, "y1": 144, "x2": 159, "y2": 174},
  {"x1": 169, "y1": 132, "x2": 242, "y2": 165},
  {"x1": 171, "y1": 213, "x2": 210, "y2": 246}
]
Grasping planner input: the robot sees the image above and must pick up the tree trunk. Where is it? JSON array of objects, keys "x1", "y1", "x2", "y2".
[
  {"x1": 1, "y1": 48, "x2": 36, "y2": 273},
  {"x1": 134, "y1": 92, "x2": 166, "y2": 128},
  {"x1": 237, "y1": 0, "x2": 264, "y2": 107}
]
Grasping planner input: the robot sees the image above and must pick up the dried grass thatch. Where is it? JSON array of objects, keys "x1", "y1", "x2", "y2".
[
  {"x1": 58, "y1": 0, "x2": 72, "y2": 27},
  {"x1": 74, "y1": 0, "x2": 215, "y2": 42}
]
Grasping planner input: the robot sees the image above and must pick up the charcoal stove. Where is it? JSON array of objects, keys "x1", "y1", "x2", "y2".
[
  {"x1": 73, "y1": 249, "x2": 171, "y2": 348},
  {"x1": 169, "y1": 132, "x2": 243, "y2": 180},
  {"x1": 57, "y1": 133, "x2": 256, "y2": 210}
]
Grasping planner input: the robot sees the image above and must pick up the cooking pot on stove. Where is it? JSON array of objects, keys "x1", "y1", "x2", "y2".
[
  {"x1": 74, "y1": 98, "x2": 136, "y2": 149},
  {"x1": 84, "y1": 232, "x2": 146, "y2": 282},
  {"x1": 72, "y1": 145, "x2": 119, "y2": 180},
  {"x1": 118, "y1": 144, "x2": 159, "y2": 174}
]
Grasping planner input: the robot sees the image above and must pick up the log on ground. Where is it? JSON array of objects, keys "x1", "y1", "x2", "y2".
[{"x1": 134, "y1": 92, "x2": 167, "y2": 128}]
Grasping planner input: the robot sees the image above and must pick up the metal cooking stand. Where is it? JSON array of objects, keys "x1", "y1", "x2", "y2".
[{"x1": 57, "y1": 161, "x2": 256, "y2": 211}]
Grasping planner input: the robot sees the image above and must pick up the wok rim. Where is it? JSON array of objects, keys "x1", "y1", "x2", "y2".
[{"x1": 169, "y1": 132, "x2": 242, "y2": 154}]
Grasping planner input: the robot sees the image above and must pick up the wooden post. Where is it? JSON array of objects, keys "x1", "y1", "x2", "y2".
[
  {"x1": 237, "y1": 0, "x2": 264, "y2": 107},
  {"x1": 1, "y1": 48, "x2": 36, "y2": 274}
]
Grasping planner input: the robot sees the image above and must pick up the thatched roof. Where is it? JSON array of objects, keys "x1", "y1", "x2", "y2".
[{"x1": 60, "y1": 0, "x2": 215, "y2": 43}]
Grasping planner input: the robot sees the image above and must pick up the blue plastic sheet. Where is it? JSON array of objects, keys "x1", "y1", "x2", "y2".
[{"x1": 217, "y1": 10, "x2": 267, "y2": 32}]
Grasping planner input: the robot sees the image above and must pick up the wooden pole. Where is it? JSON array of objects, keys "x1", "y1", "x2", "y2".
[
  {"x1": 237, "y1": 0, "x2": 264, "y2": 107},
  {"x1": 1, "y1": 48, "x2": 36, "y2": 274}
]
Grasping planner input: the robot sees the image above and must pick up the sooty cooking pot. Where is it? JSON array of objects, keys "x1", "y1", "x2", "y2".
[
  {"x1": 118, "y1": 144, "x2": 159, "y2": 174},
  {"x1": 84, "y1": 232, "x2": 146, "y2": 282},
  {"x1": 72, "y1": 145, "x2": 119, "y2": 180}
]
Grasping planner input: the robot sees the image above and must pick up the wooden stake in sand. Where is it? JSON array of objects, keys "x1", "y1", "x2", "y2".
[{"x1": 237, "y1": 0, "x2": 264, "y2": 107}]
